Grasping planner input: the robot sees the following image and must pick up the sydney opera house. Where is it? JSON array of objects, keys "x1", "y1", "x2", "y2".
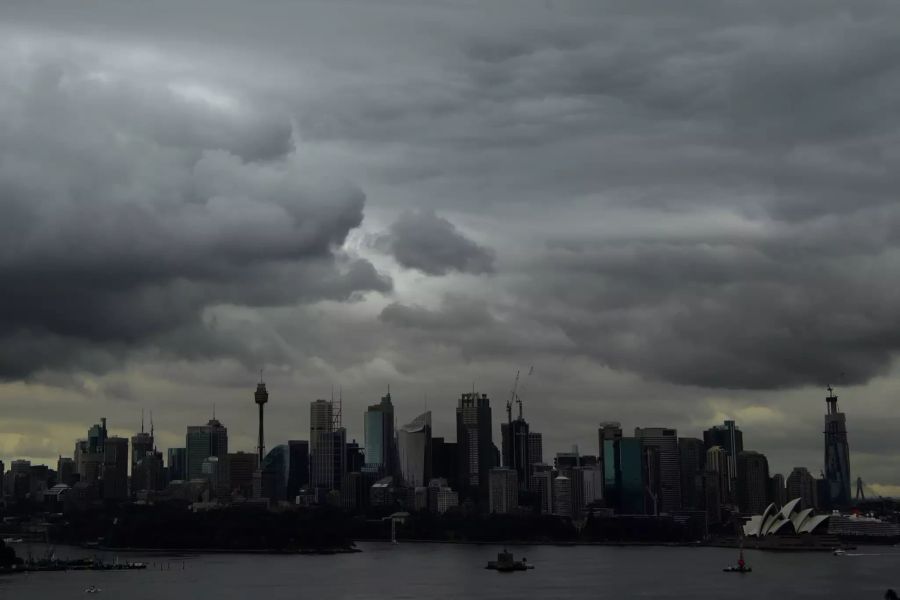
[{"x1": 742, "y1": 498, "x2": 830, "y2": 537}]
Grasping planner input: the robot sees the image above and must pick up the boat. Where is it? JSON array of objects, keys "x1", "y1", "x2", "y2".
[
  {"x1": 834, "y1": 548, "x2": 847, "y2": 556},
  {"x1": 723, "y1": 549, "x2": 752, "y2": 573},
  {"x1": 2, "y1": 538, "x2": 23, "y2": 544},
  {"x1": 84, "y1": 586, "x2": 102, "y2": 594},
  {"x1": 485, "y1": 549, "x2": 533, "y2": 572}
]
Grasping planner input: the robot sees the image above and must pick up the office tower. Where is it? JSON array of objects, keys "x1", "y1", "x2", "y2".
[
  {"x1": 703, "y1": 420, "x2": 743, "y2": 486},
  {"x1": 364, "y1": 392, "x2": 395, "y2": 475},
  {"x1": 167, "y1": 447, "x2": 187, "y2": 482},
  {"x1": 88, "y1": 418, "x2": 108, "y2": 453},
  {"x1": 598, "y1": 422, "x2": 623, "y2": 460},
  {"x1": 618, "y1": 438, "x2": 644, "y2": 514},
  {"x1": 679, "y1": 437, "x2": 705, "y2": 510},
  {"x1": 133, "y1": 450, "x2": 165, "y2": 493},
  {"x1": 530, "y1": 465, "x2": 554, "y2": 514},
  {"x1": 581, "y1": 464, "x2": 604, "y2": 507},
  {"x1": 332, "y1": 428, "x2": 347, "y2": 492},
  {"x1": 186, "y1": 418, "x2": 228, "y2": 497},
  {"x1": 787, "y1": 466, "x2": 818, "y2": 510},
  {"x1": 286, "y1": 440, "x2": 310, "y2": 501},
  {"x1": 736, "y1": 451, "x2": 770, "y2": 514},
  {"x1": 705, "y1": 445, "x2": 731, "y2": 508},
  {"x1": 310, "y1": 399, "x2": 335, "y2": 491},
  {"x1": 489, "y1": 467, "x2": 518, "y2": 514},
  {"x1": 202, "y1": 457, "x2": 221, "y2": 498},
  {"x1": 0, "y1": 460, "x2": 4, "y2": 496},
  {"x1": 635, "y1": 427, "x2": 681, "y2": 513},
  {"x1": 9, "y1": 460, "x2": 31, "y2": 500},
  {"x1": 770, "y1": 473, "x2": 787, "y2": 507},
  {"x1": 398, "y1": 412, "x2": 432, "y2": 487},
  {"x1": 346, "y1": 439, "x2": 365, "y2": 473},
  {"x1": 228, "y1": 452, "x2": 258, "y2": 497},
  {"x1": 500, "y1": 392, "x2": 531, "y2": 491},
  {"x1": 254, "y1": 379, "x2": 269, "y2": 464},
  {"x1": 823, "y1": 387, "x2": 851, "y2": 508},
  {"x1": 703, "y1": 470, "x2": 722, "y2": 526},
  {"x1": 257, "y1": 444, "x2": 289, "y2": 502},
  {"x1": 555, "y1": 449, "x2": 581, "y2": 470},
  {"x1": 431, "y1": 437, "x2": 458, "y2": 489},
  {"x1": 427, "y1": 478, "x2": 459, "y2": 514},
  {"x1": 102, "y1": 436, "x2": 129, "y2": 500},
  {"x1": 456, "y1": 392, "x2": 494, "y2": 503},
  {"x1": 341, "y1": 471, "x2": 368, "y2": 510},
  {"x1": 131, "y1": 412, "x2": 153, "y2": 476},
  {"x1": 527, "y1": 432, "x2": 543, "y2": 467},
  {"x1": 553, "y1": 474, "x2": 573, "y2": 518},
  {"x1": 75, "y1": 418, "x2": 108, "y2": 485},
  {"x1": 57, "y1": 457, "x2": 77, "y2": 486}
]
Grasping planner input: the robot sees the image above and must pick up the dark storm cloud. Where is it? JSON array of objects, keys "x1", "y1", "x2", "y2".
[
  {"x1": 0, "y1": 40, "x2": 390, "y2": 377},
  {"x1": 380, "y1": 209, "x2": 495, "y2": 275}
]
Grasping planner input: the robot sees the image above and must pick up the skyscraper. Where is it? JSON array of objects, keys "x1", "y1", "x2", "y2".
[
  {"x1": 186, "y1": 418, "x2": 228, "y2": 497},
  {"x1": 678, "y1": 437, "x2": 705, "y2": 510},
  {"x1": 552, "y1": 474, "x2": 573, "y2": 518},
  {"x1": 398, "y1": 411, "x2": 432, "y2": 487},
  {"x1": 167, "y1": 447, "x2": 187, "y2": 482},
  {"x1": 310, "y1": 399, "x2": 343, "y2": 492},
  {"x1": 787, "y1": 466, "x2": 817, "y2": 510},
  {"x1": 228, "y1": 451, "x2": 258, "y2": 497},
  {"x1": 57, "y1": 456, "x2": 77, "y2": 486},
  {"x1": 489, "y1": 467, "x2": 518, "y2": 514},
  {"x1": 501, "y1": 417, "x2": 530, "y2": 492},
  {"x1": 705, "y1": 445, "x2": 731, "y2": 507},
  {"x1": 770, "y1": 473, "x2": 787, "y2": 507},
  {"x1": 527, "y1": 432, "x2": 543, "y2": 467},
  {"x1": 255, "y1": 378, "x2": 269, "y2": 465},
  {"x1": 131, "y1": 429, "x2": 154, "y2": 477},
  {"x1": 635, "y1": 427, "x2": 681, "y2": 513},
  {"x1": 456, "y1": 392, "x2": 495, "y2": 504},
  {"x1": 703, "y1": 420, "x2": 743, "y2": 488},
  {"x1": 736, "y1": 451, "x2": 770, "y2": 514},
  {"x1": 364, "y1": 392, "x2": 395, "y2": 475},
  {"x1": 102, "y1": 436, "x2": 129, "y2": 500},
  {"x1": 823, "y1": 387, "x2": 851, "y2": 508},
  {"x1": 286, "y1": 440, "x2": 310, "y2": 501}
]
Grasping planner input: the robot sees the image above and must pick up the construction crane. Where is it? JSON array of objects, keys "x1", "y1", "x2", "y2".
[{"x1": 506, "y1": 370, "x2": 520, "y2": 425}]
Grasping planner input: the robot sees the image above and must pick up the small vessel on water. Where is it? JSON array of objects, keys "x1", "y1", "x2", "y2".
[
  {"x1": 834, "y1": 548, "x2": 847, "y2": 556},
  {"x1": 486, "y1": 549, "x2": 533, "y2": 572},
  {"x1": 84, "y1": 586, "x2": 102, "y2": 594},
  {"x1": 723, "y1": 549, "x2": 752, "y2": 573}
]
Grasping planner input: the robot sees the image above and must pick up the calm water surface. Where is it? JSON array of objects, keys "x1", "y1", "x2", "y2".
[{"x1": 2, "y1": 542, "x2": 899, "y2": 599}]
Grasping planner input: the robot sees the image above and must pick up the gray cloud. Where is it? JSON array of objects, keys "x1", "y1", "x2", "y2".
[
  {"x1": 0, "y1": 38, "x2": 390, "y2": 377},
  {"x1": 380, "y1": 209, "x2": 495, "y2": 275}
]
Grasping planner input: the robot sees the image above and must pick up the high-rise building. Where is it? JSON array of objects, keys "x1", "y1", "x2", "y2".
[
  {"x1": 202, "y1": 457, "x2": 221, "y2": 498},
  {"x1": 501, "y1": 410, "x2": 531, "y2": 492},
  {"x1": 258, "y1": 444, "x2": 289, "y2": 502},
  {"x1": 102, "y1": 436, "x2": 129, "y2": 500},
  {"x1": 286, "y1": 440, "x2": 310, "y2": 501},
  {"x1": 635, "y1": 427, "x2": 681, "y2": 514},
  {"x1": 9, "y1": 460, "x2": 31, "y2": 500},
  {"x1": 489, "y1": 467, "x2": 518, "y2": 514},
  {"x1": 679, "y1": 437, "x2": 705, "y2": 510},
  {"x1": 398, "y1": 412, "x2": 432, "y2": 487},
  {"x1": 186, "y1": 419, "x2": 228, "y2": 497},
  {"x1": 823, "y1": 387, "x2": 851, "y2": 508},
  {"x1": 346, "y1": 440, "x2": 365, "y2": 473},
  {"x1": 705, "y1": 445, "x2": 731, "y2": 508},
  {"x1": 255, "y1": 379, "x2": 269, "y2": 465},
  {"x1": 527, "y1": 432, "x2": 543, "y2": 467},
  {"x1": 0, "y1": 460, "x2": 5, "y2": 496},
  {"x1": 770, "y1": 473, "x2": 787, "y2": 507},
  {"x1": 530, "y1": 465, "x2": 554, "y2": 514},
  {"x1": 427, "y1": 478, "x2": 459, "y2": 514},
  {"x1": 75, "y1": 418, "x2": 108, "y2": 486},
  {"x1": 618, "y1": 438, "x2": 644, "y2": 514},
  {"x1": 736, "y1": 451, "x2": 770, "y2": 514},
  {"x1": 57, "y1": 457, "x2": 77, "y2": 486},
  {"x1": 787, "y1": 466, "x2": 817, "y2": 510},
  {"x1": 228, "y1": 451, "x2": 258, "y2": 498},
  {"x1": 167, "y1": 447, "x2": 187, "y2": 482},
  {"x1": 552, "y1": 474, "x2": 573, "y2": 518},
  {"x1": 598, "y1": 422, "x2": 623, "y2": 460},
  {"x1": 131, "y1": 430, "x2": 154, "y2": 476},
  {"x1": 364, "y1": 393, "x2": 395, "y2": 476},
  {"x1": 581, "y1": 464, "x2": 604, "y2": 508},
  {"x1": 133, "y1": 450, "x2": 165, "y2": 493},
  {"x1": 703, "y1": 420, "x2": 743, "y2": 488},
  {"x1": 310, "y1": 399, "x2": 347, "y2": 493},
  {"x1": 431, "y1": 437, "x2": 458, "y2": 489},
  {"x1": 456, "y1": 392, "x2": 494, "y2": 504}
]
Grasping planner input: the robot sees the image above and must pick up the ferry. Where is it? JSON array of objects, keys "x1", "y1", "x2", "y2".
[{"x1": 486, "y1": 549, "x2": 533, "y2": 572}]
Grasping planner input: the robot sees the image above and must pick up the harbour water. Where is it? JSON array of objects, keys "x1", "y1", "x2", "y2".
[{"x1": 1, "y1": 542, "x2": 898, "y2": 599}]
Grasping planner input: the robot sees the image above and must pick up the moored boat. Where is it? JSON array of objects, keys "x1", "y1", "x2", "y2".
[{"x1": 486, "y1": 549, "x2": 533, "y2": 572}]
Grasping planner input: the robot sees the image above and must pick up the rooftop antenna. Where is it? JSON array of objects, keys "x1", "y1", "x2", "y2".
[
  {"x1": 212, "y1": 402, "x2": 216, "y2": 420},
  {"x1": 259, "y1": 367, "x2": 264, "y2": 384},
  {"x1": 150, "y1": 410, "x2": 156, "y2": 450}
]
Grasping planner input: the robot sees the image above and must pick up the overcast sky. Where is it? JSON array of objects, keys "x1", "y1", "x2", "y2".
[{"x1": 2, "y1": 0, "x2": 900, "y2": 495}]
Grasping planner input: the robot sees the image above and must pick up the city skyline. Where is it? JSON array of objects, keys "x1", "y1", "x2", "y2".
[{"x1": 3, "y1": 0, "x2": 900, "y2": 498}]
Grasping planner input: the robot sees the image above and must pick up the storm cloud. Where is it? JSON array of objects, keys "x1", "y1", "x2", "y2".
[
  {"x1": 381, "y1": 209, "x2": 495, "y2": 275},
  {"x1": 3, "y1": 1, "x2": 900, "y2": 490}
]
